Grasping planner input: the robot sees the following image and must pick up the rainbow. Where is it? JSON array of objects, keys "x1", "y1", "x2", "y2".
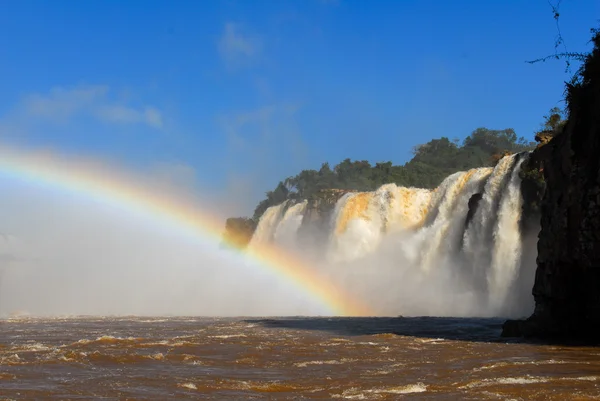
[{"x1": 0, "y1": 145, "x2": 373, "y2": 316}]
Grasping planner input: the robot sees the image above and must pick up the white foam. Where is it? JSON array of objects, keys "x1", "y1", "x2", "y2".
[
  {"x1": 473, "y1": 359, "x2": 579, "y2": 372},
  {"x1": 15, "y1": 342, "x2": 51, "y2": 352},
  {"x1": 331, "y1": 383, "x2": 427, "y2": 399},
  {"x1": 460, "y1": 375, "x2": 550, "y2": 389},
  {"x1": 209, "y1": 334, "x2": 247, "y2": 339},
  {"x1": 178, "y1": 383, "x2": 197, "y2": 390},
  {"x1": 372, "y1": 383, "x2": 427, "y2": 394},
  {"x1": 296, "y1": 360, "x2": 341, "y2": 367}
]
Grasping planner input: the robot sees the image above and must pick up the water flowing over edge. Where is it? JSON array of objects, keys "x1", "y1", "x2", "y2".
[{"x1": 249, "y1": 154, "x2": 538, "y2": 318}]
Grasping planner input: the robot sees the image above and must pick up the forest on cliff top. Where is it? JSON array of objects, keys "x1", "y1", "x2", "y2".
[
  {"x1": 221, "y1": 127, "x2": 542, "y2": 248},
  {"x1": 251, "y1": 127, "x2": 537, "y2": 221},
  {"x1": 224, "y1": 107, "x2": 566, "y2": 249}
]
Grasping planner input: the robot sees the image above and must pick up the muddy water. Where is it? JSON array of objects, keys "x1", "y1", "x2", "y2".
[{"x1": 0, "y1": 317, "x2": 599, "y2": 400}]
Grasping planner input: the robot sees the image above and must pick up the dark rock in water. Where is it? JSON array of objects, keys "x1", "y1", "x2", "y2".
[
  {"x1": 501, "y1": 319, "x2": 524, "y2": 338},
  {"x1": 503, "y1": 32, "x2": 600, "y2": 342},
  {"x1": 465, "y1": 193, "x2": 483, "y2": 229}
]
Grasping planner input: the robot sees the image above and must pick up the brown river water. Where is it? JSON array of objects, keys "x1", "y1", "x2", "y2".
[{"x1": 0, "y1": 316, "x2": 599, "y2": 400}]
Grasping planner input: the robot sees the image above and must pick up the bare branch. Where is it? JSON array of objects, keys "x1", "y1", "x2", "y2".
[
  {"x1": 527, "y1": 52, "x2": 587, "y2": 65},
  {"x1": 527, "y1": 1, "x2": 583, "y2": 72}
]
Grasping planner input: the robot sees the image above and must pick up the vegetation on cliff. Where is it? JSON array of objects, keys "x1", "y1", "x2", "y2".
[
  {"x1": 253, "y1": 128, "x2": 535, "y2": 220},
  {"x1": 519, "y1": 107, "x2": 567, "y2": 231},
  {"x1": 222, "y1": 128, "x2": 536, "y2": 246}
]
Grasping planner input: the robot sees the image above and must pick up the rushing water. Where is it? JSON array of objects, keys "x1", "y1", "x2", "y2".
[
  {"x1": 1, "y1": 316, "x2": 599, "y2": 400},
  {"x1": 249, "y1": 154, "x2": 538, "y2": 318}
]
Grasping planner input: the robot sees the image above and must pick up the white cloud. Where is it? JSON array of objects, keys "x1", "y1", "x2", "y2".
[
  {"x1": 221, "y1": 103, "x2": 305, "y2": 154},
  {"x1": 23, "y1": 85, "x2": 108, "y2": 121},
  {"x1": 217, "y1": 103, "x2": 308, "y2": 216},
  {"x1": 144, "y1": 107, "x2": 163, "y2": 128},
  {"x1": 18, "y1": 85, "x2": 163, "y2": 129},
  {"x1": 94, "y1": 105, "x2": 163, "y2": 128},
  {"x1": 222, "y1": 105, "x2": 275, "y2": 150},
  {"x1": 218, "y1": 22, "x2": 262, "y2": 69},
  {"x1": 152, "y1": 161, "x2": 197, "y2": 188}
]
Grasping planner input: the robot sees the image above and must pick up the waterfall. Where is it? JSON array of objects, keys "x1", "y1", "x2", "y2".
[
  {"x1": 382, "y1": 184, "x2": 432, "y2": 233},
  {"x1": 248, "y1": 202, "x2": 289, "y2": 246},
  {"x1": 487, "y1": 156, "x2": 526, "y2": 314},
  {"x1": 249, "y1": 200, "x2": 308, "y2": 248},
  {"x1": 327, "y1": 185, "x2": 432, "y2": 263},
  {"x1": 248, "y1": 154, "x2": 536, "y2": 317},
  {"x1": 328, "y1": 191, "x2": 387, "y2": 263},
  {"x1": 273, "y1": 201, "x2": 308, "y2": 247},
  {"x1": 417, "y1": 168, "x2": 493, "y2": 273}
]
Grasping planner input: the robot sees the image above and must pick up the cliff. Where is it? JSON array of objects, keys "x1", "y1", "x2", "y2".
[
  {"x1": 221, "y1": 217, "x2": 256, "y2": 249},
  {"x1": 503, "y1": 31, "x2": 600, "y2": 341}
]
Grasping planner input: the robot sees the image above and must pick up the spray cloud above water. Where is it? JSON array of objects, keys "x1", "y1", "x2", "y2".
[
  {"x1": 0, "y1": 147, "x2": 333, "y2": 317},
  {"x1": 0, "y1": 145, "x2": 539, "y2": 318},
  {"x1": 249, "y1": 153, "x2": 539, "y2": 318}
]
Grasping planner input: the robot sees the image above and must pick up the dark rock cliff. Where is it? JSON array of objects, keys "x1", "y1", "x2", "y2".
[
  {"x1": 503, "y1": 32, "x2": 600, "y2": 341},
  {"x1": 464, "y1": 193, "x2": 483, "y2": 232},
  {"x1": 221, "y1": 217, "x2": 257, "y2": 249}
]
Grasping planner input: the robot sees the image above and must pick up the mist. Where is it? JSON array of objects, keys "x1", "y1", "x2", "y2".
[
  {"x1": 0, "y1": 145, "x2": 539, "y2": 319},
  {"x1": 0, "y1": 159, "x2": 330, "y2": 317},
  {"x1": 250, "y1": 153, "x2": 540, "y2": 319}
]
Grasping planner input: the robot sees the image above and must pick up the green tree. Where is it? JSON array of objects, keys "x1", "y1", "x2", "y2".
[
  {"x1": 534, "y1": 107, "x2": 567, "y2": 145},
  {"x1": 244, "y1": 125, "x2": 537, "y2": 225}
]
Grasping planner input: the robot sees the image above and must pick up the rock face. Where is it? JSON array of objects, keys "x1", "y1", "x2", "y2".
[
  {"x1": 221, "y1": 217, "x2": 257, "y2": 249},
  {"x1": 503, "y1": 33, "x2": 600, "y2": 341},
  {"x1": 297, "y1": 189, "x2": 356, "y2": 249},
  {"x1": 465, "y1": 192, "x2": 483, "y2": 229},
  {"x1": 518, "y1": 146, "x2": 548, "y2": 234},
  {"x1": 534, "y1": 131, "x2": 555, "y2": 147}
]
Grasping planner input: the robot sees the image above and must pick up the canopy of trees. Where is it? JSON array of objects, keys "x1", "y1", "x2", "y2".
[{"x1": 251, "y1": 127, "x2": 536, "y2": 220}]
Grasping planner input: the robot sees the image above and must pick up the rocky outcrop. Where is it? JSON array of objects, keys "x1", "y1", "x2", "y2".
[
  {"x1": 491, "y1": 150, "x2": 514, "y2": 166},
  {"x1": 503, "y1": 32, "x2": 600, "y2": 341},
  {"x1": 221, "y1": 217, "x2": 257, "y2": 249},
  {"x1": 518, "y1": 111, "x2": 568, "y2": 232},
  {"x1": 534, "y1": 131, "x2": 555, "y2": 147},
  {"x1": 297, "y1": 189, "x2": 356, "y2": 248},
  {"x1": 465, "y1": 193, "x2": 483, "y2": 229},
  {"x1": 518, "y1": 150, "x2": 547, "y2": 234},
  {"x1": 309, "y1": 189, "x2": 355, "y2": 211}
]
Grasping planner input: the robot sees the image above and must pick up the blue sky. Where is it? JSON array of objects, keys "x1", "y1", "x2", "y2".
[{"x1": 0, "y1": 0, "x2": 598, "y2": 216}]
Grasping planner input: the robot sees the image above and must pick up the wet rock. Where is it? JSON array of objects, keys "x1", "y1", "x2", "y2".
[
  {"x1": 534, "y1": 131, "x2": 555, "y2": 147},
  {"x1": 501, "y1": 319, "x2": 524, "y2": 337},
  {"x1": 464, "y1": 193, "x2": 483, "y2": 229},
  {"x1": 297, "y1": 189, "x2": 355, "y2": 250}
]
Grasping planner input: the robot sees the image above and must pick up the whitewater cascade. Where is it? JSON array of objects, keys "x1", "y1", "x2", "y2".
[
  {"x1": 248, "y1": 154, "x2": 537, "y2": 317},
  {"x1": 248, "y1": 202, "x2": 289, "y2": 246}
]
